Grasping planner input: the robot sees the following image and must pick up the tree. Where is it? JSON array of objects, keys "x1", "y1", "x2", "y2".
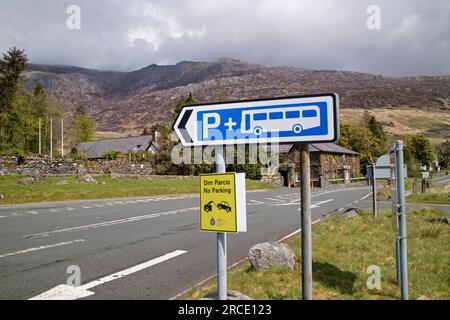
[
  {"x1": 74, "y1": 106, "x2": 95, "y2": 144},
  {"x1": 436, "y1": 140, "x2": 450, "y2": 171},
  {"x1": 0, "y1": 47, "x2": 28, "y2": 112},
  {"x1": 172, "y1": 92, "x2": 197, "y2": 122},
  {"x1": 141, "y1": 127, "x2": 150, "y2": 136},
  {"x1": 405, "y1": 134, "x2": 435, "y2": 167},
  {"x1": 337, "y1": 123, "x2": 385, "y2": 167}
]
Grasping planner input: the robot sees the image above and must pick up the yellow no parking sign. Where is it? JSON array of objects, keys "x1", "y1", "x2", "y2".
[{"x1": 200, "y1": 173, "x2": 247, "y2": 233}]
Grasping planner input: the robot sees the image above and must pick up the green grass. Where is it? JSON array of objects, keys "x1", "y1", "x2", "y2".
[
  {"x1": 185, "y1": 208, "x2": 450, "y2": 300},
  {"x1": 0, "y1": 175, "x2": 273, "y2": 205},
  {"x1": 406, "y1": 193, "x2": 450, "y2": 205}
]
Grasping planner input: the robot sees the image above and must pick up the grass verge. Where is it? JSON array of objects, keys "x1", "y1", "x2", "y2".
[
  {"x1": 0, "y1": 175, "x2": 273, "y2": 205},
  {"x1": 406, "y1": 183, "x2": 450, "y2": 205},
  {"x1": 185, "y1": 208, "x2": 450, "y2": 300}
]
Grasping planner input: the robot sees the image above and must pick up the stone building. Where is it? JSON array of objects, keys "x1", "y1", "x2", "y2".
[
  {"x1": 274, "y1": 143, "x2": 360, "y2": 187},
  {"x1": 76, "y1": 135, "x2": 158, "y2": 160}
]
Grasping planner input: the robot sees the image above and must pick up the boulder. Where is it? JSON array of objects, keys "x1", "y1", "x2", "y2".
[
  {"x1": 0, "y1": 168, "x2": 8, "y2": 175},
  {"x1": 28, "y1": 169, "x2": 44, "y2": 181},
  {"x1": 248, "y1": 242, "x2": 296, "y2": 271},
  {"x1": 18, "y1": 177, "x2": 35, "y2": 185},
  {"x1": 202, "y1": 290, "x2": 251, "y2": 300},
  {"x1": 340, "y1": 208, "x2": 360, "y2": 219},
  {"x1": 110, "y1": 172, "x2": 120, "y2": 180},
  {"x1": 79, "y1": 175, "x2": 98, "y2": 184},
  {"x1": 0, "y1": 194, "x2": 4, "y2": 199},
  {"x1": 76, "y1": 166, "x2": 87, "y2": 177}
]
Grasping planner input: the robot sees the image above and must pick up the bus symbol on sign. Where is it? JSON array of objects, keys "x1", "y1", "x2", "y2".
[
  {"x1": 240, "y1": 105, "x2": 321, "y2": 136},
  {"x1": 174, "y1": 93, "x2": 339, "y2": 146}
]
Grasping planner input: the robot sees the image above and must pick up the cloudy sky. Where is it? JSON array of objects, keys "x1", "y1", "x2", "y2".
[{"x1": 1, "y1": 0, "x2": 449, "y2": 76}]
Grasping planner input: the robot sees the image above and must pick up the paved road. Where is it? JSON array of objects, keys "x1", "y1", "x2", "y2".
[{"x1": 0, "y1": 186, "x2": 374, "y2": 300}]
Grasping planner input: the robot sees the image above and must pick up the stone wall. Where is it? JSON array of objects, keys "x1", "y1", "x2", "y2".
[
  {"x1": 261, "y1": 174, "x2": 284, "y2": 186},
  {"x1": 0, "y1": 157, "x2": 154, "y2": 176}
]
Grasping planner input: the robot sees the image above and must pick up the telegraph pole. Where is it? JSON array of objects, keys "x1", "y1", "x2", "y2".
[
  {"x1": 38, "y1": 118, "x2": 42, "y2": 155},
  {"x1": 50, "y1": 118, "x2": 53, "y2": 160},
  {"x1": 61, "y1": 117, "x2": 64, "y2": 158}
]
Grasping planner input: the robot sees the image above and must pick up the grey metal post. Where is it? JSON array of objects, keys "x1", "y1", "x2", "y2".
[
  {"x1": 215, "y1": 146, "x2": 227, "y2": 300},
  {"x1": 395, "y1": 140, "x2": 408, "y2": 300},
  {"x1": 372, "y1": 165, "x2": 377, "y2": 219},
  {"x1": 300, "y1": 143, "x2": 313, "y2": 300}
]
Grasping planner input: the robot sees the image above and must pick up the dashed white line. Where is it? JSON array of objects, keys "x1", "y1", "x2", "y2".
[
  {"x1": 49, "y1": 209, "x2": 60, "y2": 213},
  {"x1": 0, "y1": 239, "x2": 85, "y2": 259},
  {"x1": 27, "y1": 211, "x2": 39, "y2": 215}
]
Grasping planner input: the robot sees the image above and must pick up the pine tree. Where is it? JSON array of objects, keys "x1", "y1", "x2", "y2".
[{"x1": 0, "y1": 47, "x2": 28, "y2": 112}]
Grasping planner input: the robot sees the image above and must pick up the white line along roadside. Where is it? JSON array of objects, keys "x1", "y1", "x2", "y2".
[
  {"x1": 0, "y1": 239, "x2": 85, "y2": 259},
  {"x1": 22, "y1": 207, "x2": 199, "y2": 239},
  {"x1": 29, "y1": 250, "x2": 188, "y2": 300}
]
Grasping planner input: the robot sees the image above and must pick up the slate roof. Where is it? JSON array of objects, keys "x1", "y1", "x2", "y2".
[
  {"x1": 77, "y1": 135, "x2": 154, "y2": 159},
  {"x1": 262, "y1": 143, "x2": 359, "y2": 155}
]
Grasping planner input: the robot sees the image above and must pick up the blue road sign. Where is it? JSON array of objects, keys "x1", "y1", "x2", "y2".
[{"x1": 174, "y1": 94, "x2": 339, "y2": 146}]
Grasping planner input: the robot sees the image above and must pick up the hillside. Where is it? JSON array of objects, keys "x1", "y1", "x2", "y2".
[{"x1": 24, "y1": 58, "x2": 450, "y2": 136}]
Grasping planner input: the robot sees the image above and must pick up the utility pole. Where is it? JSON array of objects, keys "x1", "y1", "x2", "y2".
[
  {"x1": 61, "y1": 117, "x2": 64, "y2": 158},
  {"x1": 300, "y1": 143, "x2": 312, "y2": 300},
  {"x1": 50, "y1": 118, "x2": 53, "y2": 160},
  {"x1": 215, "y1": 146, "x2": 227, "y2": 300},
  {"x1": 38, "y1": 118, "x2": 42, "y2": 155}
]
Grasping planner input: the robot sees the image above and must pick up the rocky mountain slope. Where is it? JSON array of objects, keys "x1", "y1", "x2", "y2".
[{"x1": 24, "y1": 58, "x2": 450, "y2": 134}]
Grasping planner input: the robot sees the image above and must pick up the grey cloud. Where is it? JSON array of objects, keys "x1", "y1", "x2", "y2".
[{"x1": 0, "y1": 0, "x2": 449, "y2": 76}]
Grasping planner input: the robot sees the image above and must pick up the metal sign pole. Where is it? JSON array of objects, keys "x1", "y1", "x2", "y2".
[
  {"x1": 300, "y1": 143, "x2": 313, "y2": 300},
  {"x1": 395, "y1": 140, "x2": 408, "y2": 300},
  {"x1": 215, "y1": 146, "x2": 227, "y2": 300},
  {"x1": 372, "y1": 165, "x2": 377, "y2": 219}
]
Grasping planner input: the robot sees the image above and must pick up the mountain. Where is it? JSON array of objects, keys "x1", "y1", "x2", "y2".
[{"x1": 24, "y1": 58, "x2": 450, "y2": 135}]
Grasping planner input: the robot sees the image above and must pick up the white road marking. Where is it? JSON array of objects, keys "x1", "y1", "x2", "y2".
[
  {"x1": 0, "y1": 239, "x2": 84, "y2": 259},
  {"x1": 106, "y1": 203, "x2": 114, "y2": 206},
  {"x1": 94, "y1": 204, "x2": 103, "y2": 208},
  {"x1": 249, "y1": 199, "x2": 265, "y2": 205},
  {"x1": 49, "y1": 209, "x2": 59, "y2": 213},
  {"x1": 22, "y1": 207, "x2": 198, "y2": 239},
  {"x1": 312, "y1": 199, "x2": 333, "y2": 208},
  {"x1": 297, "y1": 199, "x2": 334, "y2": 210},
  {"x1": 27, "y1": 211, "x2": 39, "y2": 215},
  {"x1": 29, "y1": 250, "x2": 187, "y2": 300},
  {"x1": 360, "y1": 192, "x2": 372, "y2": 201},
  {"x1": 82, "y1": 206, "x2": 92, "y2": 209},
  {"x1": 437, "y1": 178, "x2": 450, "y2": 184},
  {"x1": 265, "y1": 197, "x2": 285, "y2": 203},
  {"x1": 66, "y1": 207, "x2": 75, "y2": 211},
  {"x1": 0, "y1": 216, "x2": 5, "y2": 219}
]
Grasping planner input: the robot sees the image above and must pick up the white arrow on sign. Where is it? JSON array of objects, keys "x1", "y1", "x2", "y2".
[{"x1": 173, "y1": 94, "x2": 339, "y2": 147}]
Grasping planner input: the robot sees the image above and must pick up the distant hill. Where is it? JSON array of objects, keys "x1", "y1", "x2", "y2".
[{"x1": 24, "y1": 58, "x2": 450, "y2": 135}]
